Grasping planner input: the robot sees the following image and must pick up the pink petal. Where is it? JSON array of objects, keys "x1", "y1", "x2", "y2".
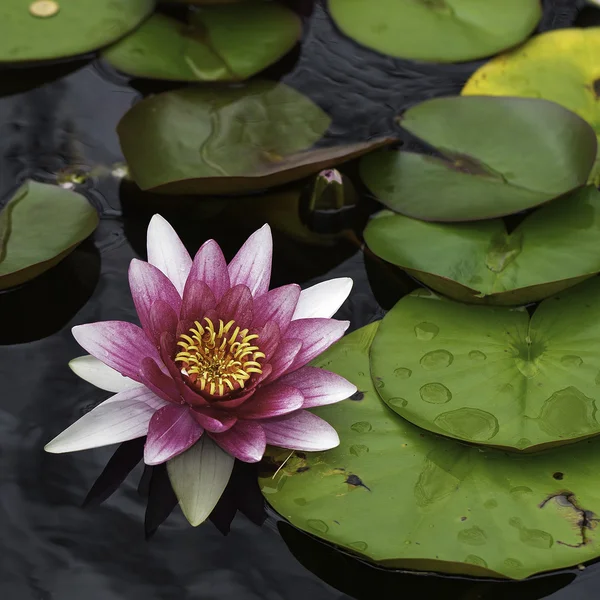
[
  {"x1": 180, "y1": 280, "x2": 216, "y2": 323},
  {"x1": 235, "y1": 383, "x2": 304, "y2": 419},
  {"x1": 191, "y1": 408, "x2": 237, "y2": 433},
  {"x1": 129, "y1": 259, "x2": 182, "y2": 337},
  {"x1": 215, "y1": 284, "x2": 253, "y2": 326},
  {"x1": 227, "y1": 224, "x2": 272, "y2": 297},
  {"x1": 209, "y1": 421, "x2": 266, "y2": 463},
  {"x1": 146, "y1": 214, "x2": 192, "y2": 296},
  {"x1": 252, "y1": 284, "x2": 301, "y2": 332},
  {"x1": 177, "y1": 380, "x2": 209, "y2": 407},
  {"x1": 144, "y1": 405, "x2": 203, "y2": 465},
  {"x1": 72, "y1": 321, "x2": 161, "y2": 383},
  {"x1": 293, "y1": 278, "x2": 353, "y2": 320},
  {"x1": 284, "y1": 318, "x2": 350, "y2": 373},
  {"x1": 139, "y1": 357, "x2": 181, "y2": 403},
  {"x1": 148, "y1": 299, "x2": 178, "y2": 346},
  {"x1": 44, "y1": 387, "x2": 169, "y2": 453},
  {"x1": 280, "y1": 367, "x2": 357, "y2": 408},
  {"x1": 159, "y1": 331, "x2": 181, "y2": 381},
  {"x1": 187, "y1": 239, "x2": 230, "y2": 302},
  {"x1": 257, "y1": 321, "x2": 280, "y2": 361},
  {"x1": 262, "y1": 410, "x2": 340, "y2": 451},
  {"x1": 264, "y1": 338, "x2": 302, "y2": 383}
]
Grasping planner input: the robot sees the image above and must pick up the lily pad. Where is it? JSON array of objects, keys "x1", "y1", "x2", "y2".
[
  {"x1": 0, "y1": 0, "x2": 154, "y2": 63},
  {"x1": 260, "y1": 322, "x2": 600, "y2": 579},
  {"x1": 371, "y1": 278, "x2": 600, "y2": 451},
  {"x1": 102, "y1": 4, "x2": 301, "y2": 81},
  {"x1": 327, "y1": 0, "x2": 541, "y2": 63},
  {"x1": 363, "y1": 186, "x2": 600, "y2": 305},
  {"x1": 118, "y1": 80, "x2": 394, "y2": 194},
  {"x1": 360, "y1": 96, "x2": 597, "y2": 222},
  {"x1": 462, "y1": 28, "x2": 600, "y2": 182},
  {"x1": 0, "y1": 181, "x2": 99, "y2": 290}
]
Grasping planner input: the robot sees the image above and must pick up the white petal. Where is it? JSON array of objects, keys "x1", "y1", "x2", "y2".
[
  {"x1": 167, "y1": 436, "x2": 234, "y2": 526},
  {"x1": 44, "y1": 388, "x2": 168, "y2": 454},
  {"x1": 147, "y1": 214, "x2": 192, "y2": 296},
  {"x1": 69, "y1": 355, "x2": 142, "y2": 393},
  {"x1": 292, "y1": 278, "x2": 353, "y2": 320}
]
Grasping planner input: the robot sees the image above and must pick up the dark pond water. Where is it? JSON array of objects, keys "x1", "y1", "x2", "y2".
[{"x1": 1, "y1": 1, "x2": 599, "y2": 598}]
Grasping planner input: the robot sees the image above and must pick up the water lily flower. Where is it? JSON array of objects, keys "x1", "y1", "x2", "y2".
[{"x1": 45, "y1": 216, "x2": 355, "y2": 525}]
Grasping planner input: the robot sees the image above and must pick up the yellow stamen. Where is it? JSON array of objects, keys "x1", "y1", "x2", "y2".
[{"x1": 174, "y1": 316, "x2": 264, "y2": 397}]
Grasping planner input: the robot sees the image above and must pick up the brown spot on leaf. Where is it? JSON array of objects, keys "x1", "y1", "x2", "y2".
[{"x1": 539, "y1": 491, "x2": 598, "y2": 548}]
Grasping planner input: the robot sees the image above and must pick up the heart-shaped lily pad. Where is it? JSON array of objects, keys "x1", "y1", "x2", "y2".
[
  {"x1": 462, "y1": 28, "x2": 600, "y2": 182},
  {"x1": 371, "y1": 278, "x2": 600, "y2": 451},
  {"x1": 363, "y1": 186, "x2": 600, "y2": 305},
  {"x1": 327, "y1": 0, "x2": 541, "y2": 63},
  {"x1": 118, "y1": 80, "x2": 394, "y2": 194},
  {"x1": 102, "y1": 3, "x2": 301, "y2": 81},
  {"x1": 0, "y1": 0, "x2": 154, "y2": 63},
  {"x1": 260, "y1": 322, "x2": 600, "y2": 580},
  {"x1": 0, "y1": 181, "x2": 99, "y2": 290},
  {"x1": 360, "y1": 96, "x2": 597, "y2": 222}
]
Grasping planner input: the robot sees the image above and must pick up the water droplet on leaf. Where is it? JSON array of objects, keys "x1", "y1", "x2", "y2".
[
  {"x1": 420, "y1": 382, "x2": 452, "y2": 404},
  {"x1": 414, "y1": 322, "x2": 439, "y2": 341},
  {"x1": 420, "y1": 349, "x2": 454, "y2": 370}
]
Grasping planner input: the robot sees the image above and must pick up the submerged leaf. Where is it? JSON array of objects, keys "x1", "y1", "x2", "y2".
[
  {"x1": 260, "y1": 322, "x2": 600, "y2": 579},
  {"x1": 118, "y1": 81, "x2": 393, "y2": 194},
  {"x1": 0, "y1": 181, "x2": 98, "y2": 290}
]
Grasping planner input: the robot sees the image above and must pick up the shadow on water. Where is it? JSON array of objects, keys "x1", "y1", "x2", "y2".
[
  {"x1": 277, "y1": 521, "x2": 578, "y2": 600},
  {"x1": 0, "y1": 238, "x2": 100, "y2": 345}
]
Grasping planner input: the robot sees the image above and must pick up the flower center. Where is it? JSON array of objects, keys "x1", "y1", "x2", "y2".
[{"x1": 174, "y1": 317, "x2": 265, "y2": 397}]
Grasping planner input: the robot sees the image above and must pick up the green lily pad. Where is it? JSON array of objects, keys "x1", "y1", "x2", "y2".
[
  {"x1": 363, "y1": 186, "x2": 600, "y2": 305},
  {"x1": 118, "y1": 80, "x2": 394, "y2": 194},
  {"x1": 260, "y1": 322, "x2": 600, "y2": 579},
  {"x1": 370, "y1": 278, "x2": 600, "y2": 451},
  {"x1": 462, "y1": 28, "x2": 600, "y2": 184},
  {"x1": 0, "y1": 0, "x2": 154, "y2": 63},
  {"x1": 327, "y1": 0, "x2": 541, "y2": 63},
  {"x1": 0, "y1": 181, "x2": 99, "y2": 290},
  {"x1": 102, "y1": 3, "x2": 301, "y2": 82},
  {"x1": 360, "y1": 96, "x2": 597, "y2": 222}
]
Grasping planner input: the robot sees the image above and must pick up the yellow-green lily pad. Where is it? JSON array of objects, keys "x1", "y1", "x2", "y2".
[
  {"x1": 102, "y1": 3, "x2": 301, "y2": 81},
  {"x1": 363, "y1": 186, "x2": 600, "y2": 305},
  {"x1": 0, "y1": 0, "x2": 154, "y2": 63},
  {"x1": 261, "y1": 322, "x2": 600, "y2": 579},
  {"x1": 327, "y1": 0, "x2": 541, "y2": 63},
  {"x1": 0, "y1": 181, "x2": 98, "y2": 290},
  {"x1": 462, "y1": 28, "x2": 600, "y2": 182}
]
